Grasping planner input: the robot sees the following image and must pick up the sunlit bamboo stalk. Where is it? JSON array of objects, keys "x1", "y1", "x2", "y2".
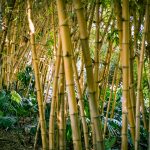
[
  {"x1": 57, "y1": 0, "x2": 82, "y2": 149},
  {"x1": 27, "y1": 1, "x2": 48, "y2": 149},
  {"x1": 73, "y1": 0, "x2": 104, "y2": 149},
  {"x1": 135, "y1": 0, "x2": 149, "y2": 149},
  {"x1": 72, "y1": 45, "x2": 89, "y2": 149},
  {"x1": 121, "y1": 0, "x2": 129, "y2": 149}
]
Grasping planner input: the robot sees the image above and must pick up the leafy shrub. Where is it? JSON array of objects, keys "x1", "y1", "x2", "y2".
[{"x1": 0, "y1": 116, "x2": 17, "y2": 128}]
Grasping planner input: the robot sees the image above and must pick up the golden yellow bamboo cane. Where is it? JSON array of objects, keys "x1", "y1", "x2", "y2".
[
  {"x1": 129, "y1": 33, "x2": 136, "y2": 119},
  {"x1": 73, "y1": 0, "x2": 104, "y2": 149},
  {"x1": 58, "y1": 58, "x2": 65, "y2": 150},
  {"x1": 49, "y1": 36, "x2": 62, "y2": 150},
  {"x1": 122, "y1": 0, "x2": 136, "y2": 146},
  {"x1": 57, "y1": 0, "x2": 82, "y2": 149},
  {"x1": 72, "y1": 47, "x2": 89, "y2": 149},
  {"x1": 94, "y1": 0, "x2": 100, "y2": 106},
  {"x1": 27, "y1": 1, "x2": 48, "y2": 149},
  {"x1": 135, "y1": 1, "x2": 149, "y2": 149},
  {"x1": 121, "y1": 0, "x2": 129, "y2": 149}
]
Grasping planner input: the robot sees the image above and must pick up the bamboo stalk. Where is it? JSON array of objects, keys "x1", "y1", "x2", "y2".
[
  {"x1": 27, "y1": 1, "x2": 48, "y2": 149},
  {"x1": 121, "y1": 0, "x2": 129, "y2": 149},
  {"x1": 87, "y1": 0, "x2": 96, "y2": 35},
  {"x1": 58, "y1": 58, "x2": 66, "y2": 150},
  {"x1": 110, "y1": 59, "x2": 120, "y2": 118},
  {"x1": 129, "y1": 21, "x2": 136, "y2": 119},
  {"x1": 49, "y1": 36, "x2": 62, "y2": 150},
  {"x1": 135, "y1": 0, "x2": 149, "y2": 149},
  {"x1": 56, "y1": 0, "x2": 82, "y2": 149},
  {"x1": 103, "y1": 61, "x2": 119, "y2": 138},
  {"x1": 72, "y1": 45, "x2": 89, "y2": 149},
  {"x1": 94, "y1": 0, "x2": 100, "y2": 107},
  {"x1": 73, "y1": 0, "x2": 104, "y2": 149}
]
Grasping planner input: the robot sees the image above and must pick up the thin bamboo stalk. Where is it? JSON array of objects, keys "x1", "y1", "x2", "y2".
[
  {"x1": 94, "y1": 0, "x2": 100, "y2": 107},
  {"x1": 49, "y1": 36, "x2": 62, "y2": 150},
  {"x1": 140, "y1": 91, "x2": 148, "y2": 129},
  {"x1": 135, "y1": 1, "x2": 149, "y2": 149},
  {"x1": 103, "y1": 61, "x2": 119, "y2": 138},
  {"x1": 100, "y1": 42, "x2": 112, "y2": 114},
  {"x1": 72, "y1": 45, "x2": 89, "y2": 149},
  {"x1": 27, "y1": 1, "x2": 48, "y2": 149},
  {"x1": 129, "y1": 21, "x2": 136, "y2": 119},
  {"x1": 58, "y1": 58, "x2": 65, "y2": 150},
  {"x1": 87, "y1": 0, "x2": 96, "y2": 34},
  {"x1": 110, "y1": 59, "x2": 120, "y2": 118}
]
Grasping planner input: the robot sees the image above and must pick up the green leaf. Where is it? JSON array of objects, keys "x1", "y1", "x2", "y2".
[
  {"x1": 0, "y1": 116, "x2": 17, "y2": 128},
  {"x1": 105, "y1": 137, "x2": 116, "y2": 149},
  {"x1": 11, "y1": 90, "x2": 22, "y2": 104}
]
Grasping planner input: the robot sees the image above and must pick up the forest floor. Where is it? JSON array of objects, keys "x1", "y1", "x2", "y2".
[{"x1": 0, "y1": 128, "x2": 35, "y2": 150}]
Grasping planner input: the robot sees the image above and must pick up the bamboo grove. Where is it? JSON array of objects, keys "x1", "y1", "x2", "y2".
[{"x1": 0, "y1": 0, "x2": 150, "y2": 149}]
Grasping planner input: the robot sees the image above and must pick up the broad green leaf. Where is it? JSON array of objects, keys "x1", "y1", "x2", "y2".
[{"x1": 11, "y1": 90, "x2": 22, "y2": 104}]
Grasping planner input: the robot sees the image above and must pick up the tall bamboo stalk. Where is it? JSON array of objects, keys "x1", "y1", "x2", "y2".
[
  {"x1": 129, "y1": 18, "x2": 136, "y2": 119},
  {"x1": 72, "y1": 45, "x2": 89, "y2": 149},
  {"x1": 49, "y1": 35, "x2": 62, "y2": 150},
  {"x1": 73, "y1": 0, "x2": 104, "y2": 149},
  {"x1": 58, "y1": 58, "x2": 66, "y2": 150},
  {"x1": 27, "y1": 0, "x2": 48, "y2": 149},
  {"x1": 123, "y1": 0, "x2": 136, "y2": 146},
  {"x1": 56, "y1": 0, "x2": 82, "y2": 149},
  {"x1": 121, "y1": 0, "x2": 129, "y2": 149},
  {"x1": 135, "y1": 0, "x2": 149, "y2": 149},
  {"x1": 94, "y1": 0, "x2": 100, "y2": 106}
]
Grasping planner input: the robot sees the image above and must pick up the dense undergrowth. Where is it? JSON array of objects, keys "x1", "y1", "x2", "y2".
[{"x1": 0, "y1": 67, "x2": 148, "y2": 149}]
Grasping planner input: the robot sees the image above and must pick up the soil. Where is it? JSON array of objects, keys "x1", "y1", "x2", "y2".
[{"x1": 0, "y1": 128, "x2": 34, "y2": 150}]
